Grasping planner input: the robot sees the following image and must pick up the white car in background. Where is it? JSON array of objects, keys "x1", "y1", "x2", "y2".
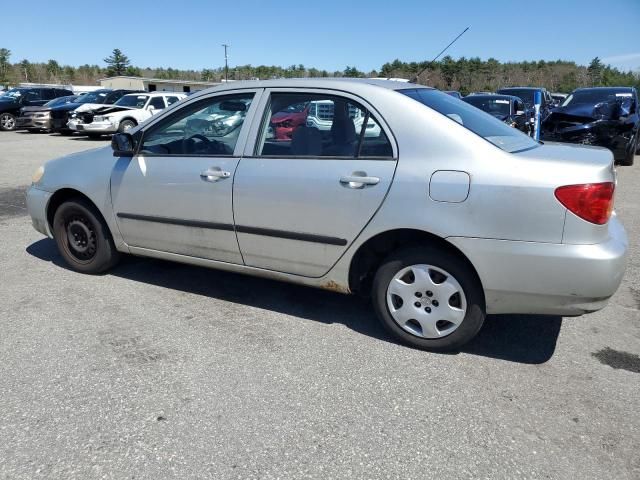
[
  {"x1": 68, "y1": 92, "x2": 186, "y2": 136},
  {"x1": 305, "y1": 99, "x2": 381, "y2": 137}
]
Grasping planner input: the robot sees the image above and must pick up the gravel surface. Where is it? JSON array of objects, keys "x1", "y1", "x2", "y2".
[{"x1": 1, "y1": 131, "x2": 638, "y2": 479}]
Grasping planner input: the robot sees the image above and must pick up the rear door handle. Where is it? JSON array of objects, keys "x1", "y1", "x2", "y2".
[
  {"x1": 340, "y1": 172, "x2": 380, "y2": 189},
  {"x1": 200, "y1": 167, "x2": 231, "y2": 182}
]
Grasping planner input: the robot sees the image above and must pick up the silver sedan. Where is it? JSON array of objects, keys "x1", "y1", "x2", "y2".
[{"x1": 26, "y1": 79, "x2": 628, "y2": 351}]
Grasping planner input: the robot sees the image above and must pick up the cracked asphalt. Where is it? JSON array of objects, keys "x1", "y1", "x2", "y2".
[{"x1": 0, "y1": 131, "x2": 639, "y2": 479}]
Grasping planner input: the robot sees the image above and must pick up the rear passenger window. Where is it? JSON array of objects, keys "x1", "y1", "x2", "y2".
[
  {"x1": 42, "y1": 89, "x2": 56, "y2": 100},
  {"x1": 166, "y1": 96, "x2": 180, "y2": 106},
  {"x1": 140, "y1": 93, "x2": 254, "y2": 156},
  {"x1": 149, "y1": 97, "x2": 165, "y2": 110},
  {"x1": 257, "y1": 93, "x2": 393, "y2": 158}
]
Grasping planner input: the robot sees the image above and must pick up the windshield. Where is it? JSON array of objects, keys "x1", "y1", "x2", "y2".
[
  {"x1": 45, "y1": 96, "x2": 77, "y2": 107},
  {"x1": 0, "y1": 88, "x2": 24, "y2": 100},
  {"x1": 77, "y1": 91, "x2": 109, "y2": 104},
  {"x1": 463, "y1": 97, "x2": 511, "y2": 116},
  {"x1": 400, "y1": 88, "x2": 538, "y2": 153},
  {"x1": 562, "y1": 89, "x2": 632, "y2": 107},
  {"x1": 116, "y1": 95, "x2": 149, "y2": 108},
  {"x1": 498, "y1": 89, "x2": 535, "y2": 106}
]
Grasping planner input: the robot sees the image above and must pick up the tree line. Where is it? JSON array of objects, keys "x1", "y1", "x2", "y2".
[{"x1": 1, "y1": 48, "x2": 638, "y2": 94}]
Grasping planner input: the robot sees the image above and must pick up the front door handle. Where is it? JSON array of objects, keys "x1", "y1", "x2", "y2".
[
  {"x1": 200, "y1": 167, "x2": 231, "y2": 182},
  {"x1": 340, "y1": 171, "x2": 380, "y2": 189}
]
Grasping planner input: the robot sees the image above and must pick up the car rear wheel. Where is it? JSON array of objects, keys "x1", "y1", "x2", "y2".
[
  {"x1": 0, "y1": 113, "x2": 16, "y2": 131},
  {"x1": 372, "y1": 246, "x2": 485, "y2": 351},
  {"x1": 52, "y1": 198, "x2": 120, "y2": 274},
  {"x1": 118, "y1": 119, "x2": 136, "y2": 133}
]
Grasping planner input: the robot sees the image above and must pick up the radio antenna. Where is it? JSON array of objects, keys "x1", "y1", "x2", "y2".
[{"x1": 410, "y1": 26, "x2": 470, "y2": 83}]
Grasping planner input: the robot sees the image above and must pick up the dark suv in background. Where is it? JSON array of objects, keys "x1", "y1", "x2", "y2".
[
  {"x1": 496, "y1": 86, "x2": 553, "y2": 121},
  {"x1": 49, "y1": 89, "x2": 142, "y2": 135},
  {"x1": 0, "y1": 87, "x2": 73, "y2": 130}
]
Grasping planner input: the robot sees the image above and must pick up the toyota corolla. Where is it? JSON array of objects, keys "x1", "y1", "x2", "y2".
[{"x1": 26, "y1": 79, "x2": 628, "y2": 351}]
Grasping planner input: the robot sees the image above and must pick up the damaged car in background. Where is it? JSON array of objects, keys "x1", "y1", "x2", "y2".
[
  {"x1": 68, "y1": 92, "x2": 186, "y2": 137},
  {"x1": 462, "y1": 94, "x2": 532, "y2": 134},
  {"x1": 542, "y1": 87, "x2": 639, "y2": 166},
  {"x1": 49, "y1": 89, "x2": 142, "y2": 135}
]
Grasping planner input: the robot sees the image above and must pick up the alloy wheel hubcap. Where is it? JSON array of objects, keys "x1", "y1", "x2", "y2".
[
  {"x1": 386, "y1": 264, "x2": 467, "y2": 339},
  {"x1": 66, "y1": 216, "x2": 97, "y2": 260},
  {"x1": 1, "y1": 114, "x2": 15, "y2": 129}
]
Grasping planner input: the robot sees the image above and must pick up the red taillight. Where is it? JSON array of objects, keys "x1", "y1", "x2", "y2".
[{"x1": 554, "y1": 182, "x2": 615, "y2": 225}]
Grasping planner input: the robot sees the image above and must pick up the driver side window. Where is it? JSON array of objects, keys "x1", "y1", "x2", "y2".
[{"x1": 139, "y1": 93, "x2": 254, "y2": 156}]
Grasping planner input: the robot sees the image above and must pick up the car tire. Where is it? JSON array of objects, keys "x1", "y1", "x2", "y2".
[
  {"x1": 0, "y1": 112, "x2": 16, "y2": 131},
  {"x1": 52, "y1": 198, "x2": 120, "y2": 274},
  {"x1": 118, "y1": 119, "x2": 137, "y2": 133},
  {"x1": 620, "y1": 132, "x2": 638, "y2": 166},
  {"x1": 372, "y1": 246, "x2": 485, "y2": 351}
]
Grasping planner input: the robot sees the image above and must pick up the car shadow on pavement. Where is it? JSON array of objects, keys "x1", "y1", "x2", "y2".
[{"x1": 26, "y1": 238, "x2": 562, "y2": 364}]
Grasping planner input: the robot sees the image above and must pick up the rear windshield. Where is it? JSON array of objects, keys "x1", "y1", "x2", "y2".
[
  {"x1": 562, "y1": 89, "x2": 633, "y2": 107},
  {"x1": 497, "y1": 88, "x2": 536, "y2": 105},
  {"x1": 463, "y1": 96, "x2": 512, "y2": 116},
  {"x1": 400, "y1": 88, "x2": 538, "y2": 153},
  {"x1": 77, "y1": 91, "x2": 109, "y2": 104}
]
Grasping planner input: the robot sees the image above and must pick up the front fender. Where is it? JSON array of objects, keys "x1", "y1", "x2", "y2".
[{"x1": 38, "y1": 146, "x2": 127, "y2": 250}]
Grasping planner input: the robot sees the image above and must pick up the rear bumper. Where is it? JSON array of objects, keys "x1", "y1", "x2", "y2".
[
  {"x1": 26, "y1": 186, "x2": 53, "y2": 238},
  {"x1": 448, "y1": 216, "x2": 628, "y2": 315}
]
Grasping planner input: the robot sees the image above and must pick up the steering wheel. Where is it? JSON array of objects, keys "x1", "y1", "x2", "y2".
[{"x1": 182, "y1": 134, "x2": 231, "y2": 155}]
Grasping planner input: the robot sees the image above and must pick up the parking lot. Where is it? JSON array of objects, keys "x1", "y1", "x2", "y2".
[{"x1": 0, "y1": 131, "x2": 639, "y2": 479}]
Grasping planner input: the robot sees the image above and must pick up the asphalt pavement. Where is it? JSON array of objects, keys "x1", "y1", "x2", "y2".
[{"x1": 0, "y1": 131, "x2": 638, "y2": 479}]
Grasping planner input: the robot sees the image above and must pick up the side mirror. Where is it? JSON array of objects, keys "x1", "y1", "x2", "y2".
[
  {"x1": 147, "y1": 104, "x2": 155, "y2": 112},
  {"x1": 112, "y1": 133, "x2": 135, "y2": 157}
]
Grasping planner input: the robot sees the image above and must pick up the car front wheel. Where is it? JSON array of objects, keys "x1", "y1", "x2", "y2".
[
  {"x1": 0, "y1": 112, "x2": 16, "y2": 131},
  {"x1": 52, "y1": 198, "x2": 120, "y2": 274},
  {"x1": 372, "y1": 246, "x2": 485, "y2": 351},
  {"x1": 118, "y1": 119, "x2": 137, "y2": 133}
]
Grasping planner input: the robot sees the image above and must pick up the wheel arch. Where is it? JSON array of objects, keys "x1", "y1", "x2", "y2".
[
  {"x1": 119, "y1": 117, "x2": 138, "y2": 125},
  {"x1": 46, "y1": 188, "x2": 106, "y2": 233},
  {"x1": 348, "y1": 228, "x2": 485, "y2": 303}
]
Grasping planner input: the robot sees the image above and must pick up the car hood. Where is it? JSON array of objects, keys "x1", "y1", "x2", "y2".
[
  {"x1": 271, "y1": 111, "x2": 300, "y2": 122},
  {"x1": 86, "y1": 105, "x2": 137, "y2": 115},
  {"x1": 73, "y1": 103, "x2": 112, "y2": 113},
  {"x1": 50, "y1": 102, "x2": 84, "y2": 112},
  {"x1": 547, "y1": 101, "x2": 620, "y2": 122}
]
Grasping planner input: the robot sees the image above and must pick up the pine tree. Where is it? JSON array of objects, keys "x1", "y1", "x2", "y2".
[{"x1": 103, "y1": 49, "x2": 131, "y2": 76}]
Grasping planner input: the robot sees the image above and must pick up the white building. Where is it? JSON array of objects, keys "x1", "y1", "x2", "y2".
[{"x1": 99, "y1": 76, "x2": 220, "y2": 93}]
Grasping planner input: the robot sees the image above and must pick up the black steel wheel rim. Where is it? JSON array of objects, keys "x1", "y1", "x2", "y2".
[{"x1": 65, "y1": 214, "x2": 97, "y2": 261}]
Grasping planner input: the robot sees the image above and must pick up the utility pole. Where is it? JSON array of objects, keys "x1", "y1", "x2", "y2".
[{"x1": 222, "y1": 44, "x2": 229, "y2": 82}]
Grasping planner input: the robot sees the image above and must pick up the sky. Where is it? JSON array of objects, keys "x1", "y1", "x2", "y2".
[{"x1": 2, "y1": 0, "x2": 640, "y2": 73}]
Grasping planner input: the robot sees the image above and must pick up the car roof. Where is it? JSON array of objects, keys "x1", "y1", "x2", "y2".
[
  {"x1": 464, "y1": 94, "x2": 519, "y2": 102},
  {"x1": 498, "y1": 86, "x2": 546, "y2": 91},
  {"x1": 192, "y1": 77, "x2": 430, "y2": 97},
  {"x1": 122, "y1": 91, "x2": 185, "y2": 97},
  {"x1": 572, "y1": 86, "x2": 634, "y2": 92}
]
